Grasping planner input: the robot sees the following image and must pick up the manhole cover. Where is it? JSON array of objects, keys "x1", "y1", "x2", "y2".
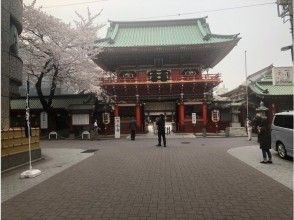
[
  {"x1": 181, "y1": 142, "x2": 190, "y2": 144},
  {"x1": 81, "y1": 149, "x2": 98, "y2": 153}
]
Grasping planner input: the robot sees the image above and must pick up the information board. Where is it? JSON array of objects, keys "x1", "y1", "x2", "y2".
[
  {"x1": 272, "y1": 67, "x2": 293, "y2": 85},
  {"x1": 192, "y1": 113, "x2": 197, "y2": 124},
  {"x1": 114, "y1": 117, "x2": 120, "y2": 139}
]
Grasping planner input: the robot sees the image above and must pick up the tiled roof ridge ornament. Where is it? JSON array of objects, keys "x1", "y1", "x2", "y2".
[{"x1": 108, "y1": 17, "x2": 209, "y2": 25}]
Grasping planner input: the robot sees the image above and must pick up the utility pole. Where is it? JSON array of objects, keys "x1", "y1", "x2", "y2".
[{"x1": 276, "y1": 0, "x2": 293, "y2": 61}]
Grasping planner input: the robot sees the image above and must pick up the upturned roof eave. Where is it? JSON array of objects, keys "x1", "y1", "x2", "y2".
[
  {"x1": 95, "y1": 38, "x2": 240, "y2": 52},
  {"x1": 94, "y1": 40, "x2": 240, "y2": 71}
]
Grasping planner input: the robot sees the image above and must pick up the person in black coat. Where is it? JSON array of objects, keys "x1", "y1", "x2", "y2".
[
  {"x1": 156, "y1": 114, "x2": 166, "y2": 147},
  {"x1": 129, "y1": 118, "x2": 136, "y2": 141},
  {"x1": 252, "y1": 114, "x2": 262, "y2": 142},
  {"x1": 258, "y1": 119, "x2": 272, "y2": 163}
]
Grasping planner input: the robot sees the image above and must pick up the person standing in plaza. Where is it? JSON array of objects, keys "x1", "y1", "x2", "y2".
[
  {"x1": 91, "y1": 119, "x2": 100, "y2": 140},
  {"x1": 93, "y1": 120, "x2": 98, "y2": 132},
  {"x1": 156, "y1": 114, "x2": 166, "y2": 147},
  {"x1": 246, "y1": 118, "x2": 253, "y2": 141},
  {"x1": 129, "y1": 118, "x2": 136, "y2": 141},
  {"x1": 259, "y1": 119, "x2": 272, "y2": 164}
]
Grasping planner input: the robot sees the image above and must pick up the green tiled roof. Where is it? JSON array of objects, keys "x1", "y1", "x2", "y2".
[
  {"x1": 11, "y1": 95, "x2": 96, "y2": 110},
  {"x1": 96, "y1": 18, "x2": 240, "y2": 48},
  {"x1": 248, "y1": 66, "x2": 294, "y2": 96},
  {"x1": 249, "y1": 82, "x2": 294, "y2": 96}
]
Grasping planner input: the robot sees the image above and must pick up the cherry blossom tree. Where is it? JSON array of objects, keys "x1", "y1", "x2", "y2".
[{"x1": 20, "y1": 1, "x2": 103, "y2": 112}]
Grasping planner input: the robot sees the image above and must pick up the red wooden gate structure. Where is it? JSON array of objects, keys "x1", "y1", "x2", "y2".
[{"x1": 94, "y1": 18, "x2": 240, "y2": 134}]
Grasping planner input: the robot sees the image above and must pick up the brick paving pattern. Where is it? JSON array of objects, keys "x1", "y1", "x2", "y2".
[{"x1": 2, "y1": 138, "x2": 293, "y2": 219}]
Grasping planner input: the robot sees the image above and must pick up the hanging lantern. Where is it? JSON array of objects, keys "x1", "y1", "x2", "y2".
[{"x1": 102, "y1": 112, "x2": 110, "y2": 124}]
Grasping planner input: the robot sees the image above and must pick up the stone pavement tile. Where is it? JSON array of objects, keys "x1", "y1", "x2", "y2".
[
  {"x1": 1, "y1": 147, "x2": 94, "y2": 202},
  {"x1": 2, "y1": 138, "x2": 293, "y2": 219}
]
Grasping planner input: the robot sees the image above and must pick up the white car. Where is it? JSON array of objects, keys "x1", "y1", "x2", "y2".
[{"x1": 271, "y1": 112, "x2": 293, "y2": 159}]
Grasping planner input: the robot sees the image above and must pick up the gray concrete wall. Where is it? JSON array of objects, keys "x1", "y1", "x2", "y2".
[{"x1": 1, "y1": 0, "x2": 23, "y2": 129}]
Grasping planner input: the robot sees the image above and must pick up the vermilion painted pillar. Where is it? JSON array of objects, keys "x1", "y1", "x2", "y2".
[
  {"x1": 135, "y1": 104, "x2": 141, "y2": 130},
  {"x1": 114, "y1": 104, "x2": 119, "y2": 117},
  {"x1": 202, "y1": 102, "x2": 208, "y2": 127},
  {"x1": 179, "y1": 102, "x2": 185, "y2": 131}
]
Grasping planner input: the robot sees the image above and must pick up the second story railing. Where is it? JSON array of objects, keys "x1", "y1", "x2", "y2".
[{"x1": 99, "y1": 73, "x2": 221, "y2": 84}]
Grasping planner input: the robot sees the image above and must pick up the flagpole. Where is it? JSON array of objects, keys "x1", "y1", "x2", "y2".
[
  {"x1": 20, "y1": 75, "x2": 41, "y2": 178},
  {"x1": 26, "y1": 79, "x2": 32, "y2": 170}
]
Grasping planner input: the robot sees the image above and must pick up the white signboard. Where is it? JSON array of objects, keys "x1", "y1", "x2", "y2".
[
  {"x1": 272, "y1": 67, "x2": 293, "y2": 85},
  {"x1": 72, "y1": 114, "x2": 89, "y2": 125},
  {"x1": 40, "y1": 111, "x2": 48, "y2": 129},
  {"x1": 114, "y1": 117, "x2": 120, "y2": 139},
  {"x1": 192, "y1": 113, "x2": 197, "y2": 124},
  {"x1": 211, "y1": 110, "x2": 220, "y2": 123}
]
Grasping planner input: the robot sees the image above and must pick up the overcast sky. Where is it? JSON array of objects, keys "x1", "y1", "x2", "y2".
[{"x1": 24, "y1": 0, "x2": 293, "y2": 90}]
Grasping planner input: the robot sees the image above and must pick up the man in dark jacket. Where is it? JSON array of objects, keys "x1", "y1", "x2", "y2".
[
  {"x1": 259, "y1": 119, "x2": 272, "y2": 163},
  {"x1": 156, "y1": 114, "x2": 166, "y2": 147},
  {"x1": 129, "y1": 118, "x2": 136, "y2": 141}
]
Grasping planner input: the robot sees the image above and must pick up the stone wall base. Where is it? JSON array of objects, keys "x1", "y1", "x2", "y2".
[{"x1": 1, "y1": 149, "x2": 42, "y2": 172}]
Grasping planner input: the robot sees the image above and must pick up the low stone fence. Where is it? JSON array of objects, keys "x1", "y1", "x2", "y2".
[{"x1": 1, "y1": 128, "x2": 41, "y2": 171}]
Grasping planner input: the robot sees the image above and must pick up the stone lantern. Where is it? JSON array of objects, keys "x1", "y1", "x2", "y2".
[
  {"x1": 256, "y1": 101, "x2": 268, "y2": 119},
  {"x1": 231, "y1": 102, "x2": 242, "y2": 127},
  {"x1": 227, "y1": 102, "x2": 247, "y2": 137}
]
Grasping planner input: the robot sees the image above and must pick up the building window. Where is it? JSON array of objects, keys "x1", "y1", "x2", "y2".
[
  {"x1": 274, "y1": 115, "x2": 293, "y2": 129},
  {"x1": 10, "y1": 23, "x2": 19, "y2": 55},
  {"x1": 72, "y1": 114, "x2": 89, "y2": 125}
]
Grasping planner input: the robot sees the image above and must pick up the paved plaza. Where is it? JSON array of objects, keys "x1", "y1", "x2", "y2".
[{"x1": 2, "y1": 137, "x2": 293, "y2": 220}]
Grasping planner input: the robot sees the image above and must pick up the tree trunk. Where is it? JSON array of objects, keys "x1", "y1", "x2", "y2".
[
  {"x1": 35, "y1": 68, "x2": 58, "y2": 113},
  {"x1": 36, "y1": 72, "x2": 49, "y2": 112},
  {"x1": 35, "y1": 59, "x2": 55, "y2": 113}
]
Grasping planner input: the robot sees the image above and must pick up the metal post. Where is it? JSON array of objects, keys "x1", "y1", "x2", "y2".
[{"x1": 245, "y1": 51, "x2": 249, "y2": 119}]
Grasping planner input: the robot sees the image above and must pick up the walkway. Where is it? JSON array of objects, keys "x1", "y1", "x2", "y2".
[
  {"x1": 228, "y1": 145, "x2": 293, "y2": 190},
  {"x1": 2, "y1": 138, "x2": 293, "y2": 219}
]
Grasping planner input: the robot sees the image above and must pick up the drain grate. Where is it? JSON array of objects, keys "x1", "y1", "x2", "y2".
[
  {"x1": 181, "y1": 142, "x2": 190, "y2": 144},
  {"x1": 81, "y1": 149, "x2": 98, "y2": 153}
]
